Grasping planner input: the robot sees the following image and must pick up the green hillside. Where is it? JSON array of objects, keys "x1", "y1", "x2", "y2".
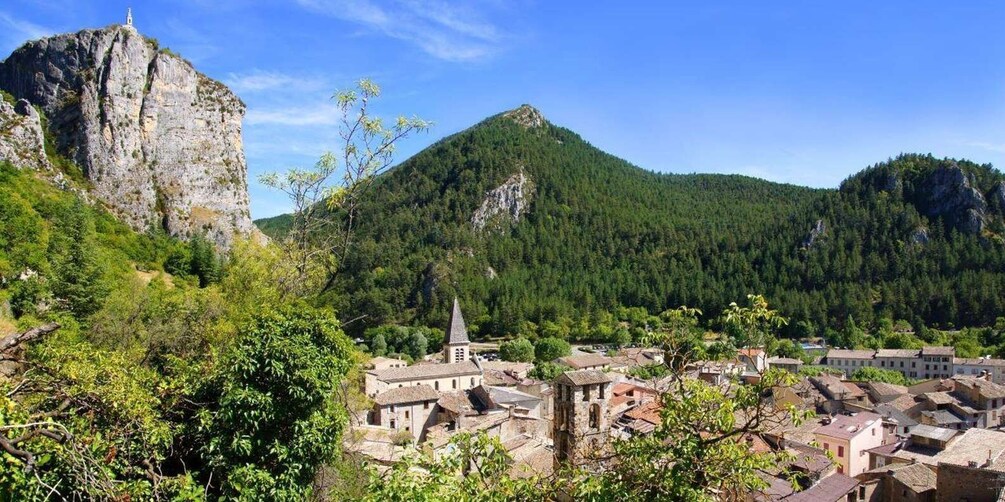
[{"x1": 258, "y1": 107, "x2": 1005, "y2": 340}]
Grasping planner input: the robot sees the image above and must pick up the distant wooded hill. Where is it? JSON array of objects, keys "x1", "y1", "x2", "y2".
[{"x1": 256, "y1": 106, "x2": 1005, "y2": 339}]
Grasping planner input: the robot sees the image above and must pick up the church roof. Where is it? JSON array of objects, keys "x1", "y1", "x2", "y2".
[
  {"x1": 369, "y1": 360, "x2": 482, "y2": 383},
  {"x1": 446, "y1": 298, "x2": 470, "y2": 345},
  {"x1": 373, "y1": 384, "x2": 440, "y2": 406}
]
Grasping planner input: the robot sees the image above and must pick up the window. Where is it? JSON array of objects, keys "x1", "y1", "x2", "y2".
[
  {"x1": 452, "y1": 379, "x2": 457, "y2": 389},
  {"x1": 925, "y1": 364, "x2": 930, "y2": 370},
  {"x1": 912, "y1": 362, "x2": 916, "y2": 368},
  {"x1": 399, "y1": 384, "x2": 403, "y2": 388},
  {"x1": 599, "y1": 384, "x2": 605, "y2": 399},
  {"x1": 405, "y1": 410, "x2": 410, "y2": 419},
  {"x1": 435, "y1": 381, "x2": 439, "y2": 391},
  {"x1": 881, "y1": 361, "x2": 886, "y2": 367},
  {"x1": 390, "y1": 405, "x2": 396, "y2": 413},
  {"x1": 900, "y1": 361, "x2": 904, "y2": 368},
  {"x1": 470, "y1": 377, "x2": 475, "y2": 387},
  {"x1": 837, "y1": 445, "x2": 844, "y2": 458},
  {"x1": 583, "y1": 385, "x2": 591, "y2": 401},
  {"x1": 390, "y1": 420, "x2": 396, "y2": 429},
  {"x1": 872, "y1": 428, "x2": 876, "y2": 436},
  {"x1": 823, "y1": 443, "x2": 829, "y2": 450},
  {"x1": 589, "y1": 403, "x2": 601, "y2": 429},
  {"x1": 424, "y1": 401, "x2": 429, "y2": 409}
]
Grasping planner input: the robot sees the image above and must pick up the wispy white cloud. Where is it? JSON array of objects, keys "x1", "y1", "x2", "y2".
[
  {"x1": 0, "y1": 11, "x2": 54, "y2": 53},
  {"x1": 246, "y1": 103, "x2": 341, "y2": 126},
  {"x1": 962, "y1": 140, "x2": 1005, "y2": 154},
  {"x1": 225, "y1": 70, "x2": 328, "y2": 94},
  {"x1": 295, "y1": 0, "x2": 507, "y2": 62}
]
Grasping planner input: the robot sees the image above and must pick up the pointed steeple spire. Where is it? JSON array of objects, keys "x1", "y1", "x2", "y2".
[{"x1": 446, "y1": 297, "x2": 470, "y2": 345}]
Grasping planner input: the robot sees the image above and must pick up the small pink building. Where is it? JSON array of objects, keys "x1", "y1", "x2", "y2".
[{"x1": 813, "y1": 411, "x2": 884, "y2": 477}]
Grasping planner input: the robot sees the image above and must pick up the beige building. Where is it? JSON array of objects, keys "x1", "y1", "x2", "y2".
[
  {"x1": 556, "y1": 354, "x2": 612, "y2": 371},
  {"x1": 953, "y1": 357, "x2": 1005, "y2": 384},
  {"x1": 371, "y1": 385, "x2": 440, "y2": 441},
  {"x1": 920, "y1": 347, "x2": 954, "y2": 380},
  {"x1": 814, "y1": 411, "x2": 885, "y2": 476},
  {"x1": 368, "y1": 356, "x2": 408, "y2": 371},
  {"x1": 875, "y1": 348, "x2": 922, "y2": 379}
]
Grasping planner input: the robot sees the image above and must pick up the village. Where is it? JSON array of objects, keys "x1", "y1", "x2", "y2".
[{"x1": 353, "y1": 299, "x2": 1005, "y2": 502}]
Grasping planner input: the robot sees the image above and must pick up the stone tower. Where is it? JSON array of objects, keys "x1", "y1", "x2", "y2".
[
  {"x1": 553, "y1": 370, "x2": 613, "y2": 469},
  {"x1": 444, "y1": 298, "x2": 471, "y2": 363}
]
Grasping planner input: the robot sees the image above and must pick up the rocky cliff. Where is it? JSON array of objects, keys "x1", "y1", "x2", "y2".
[
  {"x1": 0, "y1": 97, "x2": 50, "y2": 172},
  {"x1": 0, "y1": 25, "x2": 255, "y2": 247}
]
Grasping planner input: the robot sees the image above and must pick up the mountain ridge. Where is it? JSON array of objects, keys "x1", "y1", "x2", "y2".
[{"x1": 257, "y1": 105, "x2": 1005, "y2": 338}]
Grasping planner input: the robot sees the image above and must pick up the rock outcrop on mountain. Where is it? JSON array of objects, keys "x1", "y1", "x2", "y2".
[
  {"x1": 0, "y1": 98, "x2": 50, "y2": 171},
  {"x1": 920, "y1": 163, "x2": 988, "y2": 234},
  {"x1": 0, "y1": 24, "x2": 255, "y2": 247},
  {"x1": 471, "y1": 170, "x2": 534, "y2": 232},
  {"x1": 503, "y1": 105, "x2": 546, "y2": 129}
]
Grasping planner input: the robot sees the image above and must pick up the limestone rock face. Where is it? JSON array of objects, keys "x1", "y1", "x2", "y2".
[
  {"x1": 0, "y1": 98, "x2": 51, "y2": 171},
  {"x1": 920, "y1": 163, "x2": 988, "y2": 234},
  {"x1": 0, "y1": 26, "x2": 254, "y2": 247},
  {"x1": 471, "y1": 170, "x2": 534, "y2": 232},
  {"x1": 990, "y1": 182, "x2": 1005, "y2": 214}
]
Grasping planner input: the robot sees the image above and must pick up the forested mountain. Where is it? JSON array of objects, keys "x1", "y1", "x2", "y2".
[{"x1": 257, "y1": 106, "x2": 1005, "y2": 340}]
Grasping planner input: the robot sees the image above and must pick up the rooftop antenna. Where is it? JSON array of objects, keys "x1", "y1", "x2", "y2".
[{"x1": 126, "y1": 7, "x2": 133, "y2": 26}]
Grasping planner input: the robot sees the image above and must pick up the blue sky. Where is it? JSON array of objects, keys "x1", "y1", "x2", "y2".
[{"x1": 3, "y1": 1, "x2": 1005, "y2": 219}]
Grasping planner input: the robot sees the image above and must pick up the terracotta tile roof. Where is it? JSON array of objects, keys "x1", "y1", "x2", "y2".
[
  {"x1": 436, "y1": 391, "x2": 477, "y2": 415},
  {"x1": 785, "y1": 442, "x2": 833, "y2": 474},
  {"x1": 810, "y1": 374, "x2": 866, "y2": 401},
  {"x1": 483, "y1": 369, "x2": 521, "y2": 386},
  {"x1": 910, "y1": 424, "x2": 959, "y2": 443},
  {"x1": 889, "y1": 463, "x2": 936, "y2": 493},
  {"x1": 814, "y1": 412, "x2": 882, "y2": 440},
  {"x1": 922, "y1": 346, "x2": 955, "y2": 356},
  {"x1": 954, "y1": 357, "x2": 1005, "y2": 368},
  {"x1": 624, "y1": 401, "x2": 662, "y2": 426},
  {"x1": 480, "y1": 361, "x2": 534, "y2": 373},
  {"x1": 767, "y1": 357, "x2": 803, "y2": 365},
  {"x1": 373, "y1": 384, "x2": 440, "y2": 406},
  {"x1": 921, "y1": 392, "x2": 955, "y2": 406},
  {"x1": 875, "y1": 349, "x2": 921, "y2": 358},
  {"x1": 738, "y1": 348, "x2": 765, "y2": 357},
  {"x1": 921, "y1": 410, "x2": 965, "y2": 426},
  {"x1": 825, "y1": 349, "x2": 875, "y2": 360},
  {"x1": 754, "y1": 472, "x2": 796, "y2": 500},
  {"x1": 866, "y1": 441, "x2": 903, "y2": 457},
  {"x1": 557, "y1": 354, "x2": 613, "y2": 369},
  {"x1": 935, "y1": 428, "x2": 1005, "y2": 470},
  {"x1": 953, "y1": 376, "x2": 1005, "y2": 399},
  {"x1": 556, "y1": 369, "x2": 613, "y2": 386},
  {"x1": 863, "y1": 381, "x2": 909, "y2": 397},
  {"x1": 785, "y1": 473, "x2": 859, "y2": 502},
  {"x1": 887, "y1": 394, "x2": 920, "y2": 412},
  {"x1": 370, "y1": 360, "x2": 481, "y2": 383}
]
